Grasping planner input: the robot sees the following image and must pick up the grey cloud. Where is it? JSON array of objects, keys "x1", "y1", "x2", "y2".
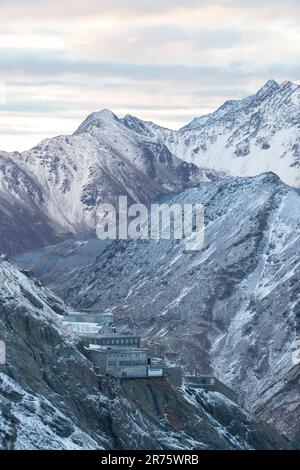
[
  {"x1": 0, "y1": 0, "x2": 298, "y2": 151},
  {"x1": 0, "y1": 48, "x2": 253, "y2": 83},
  {"x1": 2, "y1": 0, "x2": 299, "y2": 9},
  {"x1": 1, "y1": 0, "x2": 299, "y2": 21},
  {"x1": 0, "y1": 99, "x2": 86, "y2": 114},
  {"x1": 1, "y1": 48, "x2": 299, "y2": 86},
  {"x1": 1, "y1": 99, "x2": 203, "y2": 114},
  {"x1": 6, "y1": 78, "x2": 248, "y2": 99},
  {"x1": 0, "y1": 48, "x2": 209, "y2": 79},
  {"x1": 0, "y1": 128, "x2": 50, "y2": 136},
  {"x1": 120, "y1": 25, "x2": 242, "y2": 50},
  {"x1": 0, "y1": 0, "x2": 201, "y2": 19},
  {"x1": 0, "y1": 100, "x2": 206, "y2": 118}
]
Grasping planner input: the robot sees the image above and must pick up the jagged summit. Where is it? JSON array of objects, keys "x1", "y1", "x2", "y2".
[
  {"x1": 1, "y1": 80, "x2": 300, "y2": 448},
  {"x1": 257, "y1": 78, "x2": 280, "y2": 93},
  {"x1": 74, "y1": 108, "x2": 119, "y2": 134},
  {"x1": 160, "y1": 79, "x2": 300, "y2": 187},
  {"x1": 74, "y1": 79, "x2": 294, "y2": 137},
  {"x1": 0, "y1": 79, "x2": 299, "y2": 255},
  {"x1": 181, "y1": 79, "x2": 282, "y2": 132}
]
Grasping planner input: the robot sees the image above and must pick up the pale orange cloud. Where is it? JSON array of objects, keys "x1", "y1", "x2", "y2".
[{"x1": 0, "y1": 0, "x2": 299, "y2": 151}]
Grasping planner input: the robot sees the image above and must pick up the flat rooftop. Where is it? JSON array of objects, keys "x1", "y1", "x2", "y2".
[
  {"x1": 87, "y1": 345, "x2": 148, "y2": 354},
  {"x1": 79, "y1": 333, "x2": 140, "y2": 338}
]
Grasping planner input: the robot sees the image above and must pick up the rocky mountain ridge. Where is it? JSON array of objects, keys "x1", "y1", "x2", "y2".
[
  {"x1": 1, "y1": 79, "x2": 299, "y2": 255},
  {"x1": 122, "y1": 80, "x2": 300, "y2": 188},
  {"x1": 1, "y1": 258, "x2": 294, "y2": 450},
  {"x1": 16, "y1": 173, "x2": 300, "y2": 443}
]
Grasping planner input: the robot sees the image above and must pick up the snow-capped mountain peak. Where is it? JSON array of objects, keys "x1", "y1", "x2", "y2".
[
  {"x1": 0, "y1": 79, "x2": 299, "y2": 256},
  {"x1": 0, "y1": 105, "x2": 215, "y2": 254},
  {"x1": 74, "y1": 109, "x2": 119, "y2": 134},
  {"x1": 180, "y1": 79, "x2": 281, "y2": 132},
  {"x1": 255, "y1": 78, "x2": 280, "y2": 97},
  {"x1": 153, "y1": 79, "x2": 300, "y2": 187}
]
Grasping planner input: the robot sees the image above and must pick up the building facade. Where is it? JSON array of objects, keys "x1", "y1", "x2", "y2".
[
  {"x1": 62, "y1": 310, "x2": 166, "y2": 379},
  {"x1": 80, "y1": 333, "x2": 141, "y2": 349},
  {"x1": 88, "y1": 347, "x2": 150, "y2": 378}
]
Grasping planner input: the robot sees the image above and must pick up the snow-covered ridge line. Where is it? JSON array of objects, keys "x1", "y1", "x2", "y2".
[
  {"x1": 34, "y1": 172, "x2": 299, "y2": 443},
  {"x1": 0, "y1": 110, "x2": 216, "y2": 254},
  {"x1": 121, "y1": 79, "x2": 300, "y2": 188},
  {"x1": 0, "y1": 79, "x2": 299, "y2": 256},
  {"x1": 1, "y1": 258, "x2": 294, "y2": 449}
]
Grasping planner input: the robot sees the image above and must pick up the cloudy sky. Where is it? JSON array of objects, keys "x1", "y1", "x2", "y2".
[{"x1": 0, "y1": 0, "x2": 299, "y2": 151}]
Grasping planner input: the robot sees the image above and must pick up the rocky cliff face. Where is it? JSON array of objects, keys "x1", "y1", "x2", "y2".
[
  {"x1": 0, "y1": 111, "x2": 214, "y2": 255},
  {"x1": 19, "y1": 173, "x2": 299, "y2": 443},
  {"x1": 0, "y1": 259, "x2": 296, "y2": 449},
  {"x1": 0, "y1": 153, "x2": 64, "y2": 255},
  {"x1": 1, "y1": 80, "x2": 299, "y2": 255},
  {"x1": 1, "y1": 80, "x2": 300, "y2": 448},
  {"x1": 122, "y1": 80, "x2": 300, "y2": 188}
]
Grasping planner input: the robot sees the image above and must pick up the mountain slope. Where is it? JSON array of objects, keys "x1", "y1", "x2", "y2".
[
  {"x1": 0, "y1": 152, "x2": 64, "y2": 254},
  {"x1": 0, "y1": 111, "x2": 217, "y2": 256},
  {"x1": 24, "y1": 173, "x2": 299, "y2": 442},
  {"x1": 0, "y1": 259, "x2": 294, "y2": 450},
  {"x1": 1, "y1": 80, "x2": 299, "y2": 256},
  {"x1": 122, "y1": 80, "x2": 300, "y2": 187}
]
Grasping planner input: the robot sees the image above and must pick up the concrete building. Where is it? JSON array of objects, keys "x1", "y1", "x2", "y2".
[
  {"x1": 62, "y1": 312, "x2": 111, "y2": 325},
  {"x1": 62, "y1": 312, "x2": 116, "y2": 335},
  {"x1": 186, "y1": 375, "x2": 238, "y2": 404},
  {"x1": 146, "y1": 358, "x2": 165, "y2": 378},
  {"x1": 63, "y1": 310, "x2": 166, "y2": 379},
  {"x1": 80, "y1": 333, "x2": 140, "y2": 349},
  {"x1": 88, "y1": 347, "x2": 166, "y2": 379},
  {"x1": 88, "y1": 347, "x2": 150, "y2": 378}
]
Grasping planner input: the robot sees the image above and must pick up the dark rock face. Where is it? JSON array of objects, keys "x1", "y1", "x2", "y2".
[
  {"x1": 2, "y1": 80, "x2": 299, "y2": 256},
  {"x1": 0, "y1": 154, "x2": 63, "y2": 255},
  {"x1": 97, "y1": 378, "x2": 295, "y2": 450},
  {"x1": 253, "y1": 366, "x2": 300, "y2": 445},
  {"x1": 122, "y1": 80, "x2": 300, "y2": 188},
  {"x1": 0, "y1": 80, "x2": 299, "y2": 447},
  {"x1": 0, "y1": 196, "x2": 62, "y2": 256},
  {"x1": 0, "y1": 401, "x2": 18, "y2": 450},
  {"x1": 0, "y1": 260, "x2": 296, "y2": 449},
  {"x1": 0, "y1": 112, "x2": 216, "y2": 256},
  {"x1": 19, "y1": 174, "x2": 300, "y2": 443}
]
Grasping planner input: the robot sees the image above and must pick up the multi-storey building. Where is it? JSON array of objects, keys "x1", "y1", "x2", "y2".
[{"x1": 62, "y1": 311, "x2": 165, "y2": 379}]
